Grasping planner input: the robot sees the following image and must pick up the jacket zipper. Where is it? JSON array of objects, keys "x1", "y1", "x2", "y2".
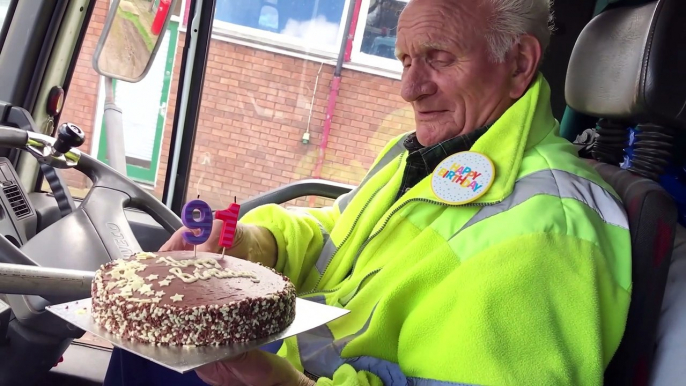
[
  {"x1": 347, "y1": 197, "x2": 502, "y2": 276},
  {"x1": 299, "y1": 285, "x2": 341, "y2": 298},
  {"x1": 298, "y1": 189, "x2": 382, "y2": 297},
  {"x1": 338, "y1": 267, "x2": 381, "y2": 306},
  {"x1": 301, "y1": 266, "x2": 383, "y2": 305},
  {"x1": 300, "y1": 153, "x2": 407, "y2": 297}
]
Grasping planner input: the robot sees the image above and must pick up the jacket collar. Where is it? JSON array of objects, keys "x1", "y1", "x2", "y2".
[{"x1": 401, "y1": 73, "x2": 558, "y2": 205}]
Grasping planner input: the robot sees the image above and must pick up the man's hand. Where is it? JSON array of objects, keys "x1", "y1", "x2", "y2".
[
  {"x1": 195, "y1": 350, "x2": 315, "y2": 386},
  {"x1": 159, "y1": 221, "x2": 278, "y2": 268},
  {"x1": 159, "y1": 219, "x2": 224, "y2": 254}
]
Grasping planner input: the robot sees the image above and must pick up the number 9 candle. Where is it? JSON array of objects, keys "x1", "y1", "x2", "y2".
[{"x1": 181, "y1": 199, "x2": 213, "y2": 245}]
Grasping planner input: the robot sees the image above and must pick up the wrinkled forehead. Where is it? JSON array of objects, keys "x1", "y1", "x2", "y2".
[
  {"x1": 396, "y1": 0, "x2": 488, "y2": 55},
  {"x1": 399, "y1": 0, "x2": 488, "y2": 27}
]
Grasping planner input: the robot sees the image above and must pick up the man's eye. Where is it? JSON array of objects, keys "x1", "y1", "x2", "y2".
[
  {"x1": 429, "y1": 52, "x2": 455, "y2": 66},
  {"x1": 402, "y1": 57, "x2": 411, "y2": 68}
]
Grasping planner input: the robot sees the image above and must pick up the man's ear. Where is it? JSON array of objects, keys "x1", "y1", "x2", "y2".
[{"x1": 509, "y1": 34, "x2": 542, "y2": 99}]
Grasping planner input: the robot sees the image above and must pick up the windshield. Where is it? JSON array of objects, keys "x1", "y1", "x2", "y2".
[{"x1": 53, "y1": 0, "x2": 415, "y2": 209}]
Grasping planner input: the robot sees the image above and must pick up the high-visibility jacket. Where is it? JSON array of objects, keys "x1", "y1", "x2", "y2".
[{"x1": 240, "y1": 74, "x2": 632, "y2": 386}]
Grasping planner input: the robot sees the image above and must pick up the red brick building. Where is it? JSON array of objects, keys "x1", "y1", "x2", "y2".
[{"x1": 58, "y1": 0, "x2": 415, "y2": 209}]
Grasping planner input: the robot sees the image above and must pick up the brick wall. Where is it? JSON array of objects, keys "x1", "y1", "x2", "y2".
[{"x1": 59, "y1": 4, "x2": 416, "y2": 209}]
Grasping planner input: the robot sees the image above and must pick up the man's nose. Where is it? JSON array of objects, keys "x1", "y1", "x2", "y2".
[{"x1": 400, "y1": 63, "x2": 437, "y2": 102}]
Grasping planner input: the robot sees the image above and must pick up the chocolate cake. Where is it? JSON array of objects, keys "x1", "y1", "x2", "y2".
[{"x1": 91, "y1": 251, "x2": 296, "y2": 346}]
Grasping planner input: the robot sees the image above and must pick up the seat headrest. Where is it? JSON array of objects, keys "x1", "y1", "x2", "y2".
[{"x1": 565, "y1": 0, "x2": 686, "y2": 130}]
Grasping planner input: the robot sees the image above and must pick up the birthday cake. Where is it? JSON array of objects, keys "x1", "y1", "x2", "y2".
[{"x1": 90, "y1": 251, "x2": 296, "y2": 346}]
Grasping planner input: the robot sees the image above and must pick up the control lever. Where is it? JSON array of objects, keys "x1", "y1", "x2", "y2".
[
  {"x1": 26, "y1": 122, "x2": 84, "y2": 218},
  {"x1": 52, "y1": 122, "x2": 85, "y2": 157},
  {"x1": 0, "y1": 263, "x2": 94, "y2": 300}
]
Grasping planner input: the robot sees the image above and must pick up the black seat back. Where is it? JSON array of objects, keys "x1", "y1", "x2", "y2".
[{"x1": 588, "y1": 161, "x2": 676, "y2": 384}]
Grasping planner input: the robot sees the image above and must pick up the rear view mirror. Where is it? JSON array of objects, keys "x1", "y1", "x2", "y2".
[{"x1": 93, "y1": 0, "x2": 178, "y2": 83}]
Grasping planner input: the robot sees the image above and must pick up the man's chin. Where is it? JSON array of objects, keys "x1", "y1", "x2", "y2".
[{"x1": 415, "y1": 126, "x2": 454, "y2": 147}]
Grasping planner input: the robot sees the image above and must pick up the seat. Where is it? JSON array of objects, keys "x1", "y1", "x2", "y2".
[
  {"x1": 587, "y1": 161, "x2": 676, "y2": 385},
  {"x1": 565, "y1": 0, "x2": 686, "y2": 383}
]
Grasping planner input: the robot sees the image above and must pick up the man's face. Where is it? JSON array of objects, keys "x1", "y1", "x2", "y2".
[{"x1": 396, "y1": 0, "x2": 518, "y2": 146}]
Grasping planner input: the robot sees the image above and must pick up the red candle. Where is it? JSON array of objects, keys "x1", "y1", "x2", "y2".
[{"x1": 215, "y1": 203, "x2": 241, "y2": 249}]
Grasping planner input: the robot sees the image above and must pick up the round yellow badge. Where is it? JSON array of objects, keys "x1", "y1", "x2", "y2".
[{"x1": 430, "y1": 151, "x2": 495, "y2": 204}]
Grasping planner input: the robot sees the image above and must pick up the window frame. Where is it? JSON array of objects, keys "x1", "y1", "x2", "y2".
[
  {"x1": 178, "y1": 0, "x2": 406, "y2": 80},
  {"x1": 209, "y1": 0, "x2": 354, "y2": 59},
  {"x1": 348, "y1": 0, "x2": 406, "y2": 74}
]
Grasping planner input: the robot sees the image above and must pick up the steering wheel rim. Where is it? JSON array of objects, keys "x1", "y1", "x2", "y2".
[
  {"x1": 77, "y1": 151, "x2": 183, "y2": 235},
  {"x1": 0, "y1": 123, "x2": 182, "y2": 275}
]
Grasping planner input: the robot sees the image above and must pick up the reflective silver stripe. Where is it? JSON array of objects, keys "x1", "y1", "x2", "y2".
[
  {"x1": 316, "y1": 239, "x2": 337, "y2": 274},
  {"x1": 298, "y1": 305, "x2": 409, "y2": 385},
  {"x1": 335, "y1": 191, "x2": 356, "y2": 217},
  {"x1": 306, "y1": 295, "x2": 327, "y2": 304},
  {"x1": 290, "y1": 209, "x2": 332, "y2": 263},
  {"x1": 298, "y1": 303, "x2": 375, "y2": 376},
  {"x1": 337, "y1": 133, "x2": 410, "y2": 214},
  {"x1": 304, "y1": 211, "x2": 331, "y2": 248},
  {"x1": 457, "y1": 169, "x2": 629, "y2": 235},
  {"x1": 297, "y1": 301, "x2": 477, "y2": 386}
]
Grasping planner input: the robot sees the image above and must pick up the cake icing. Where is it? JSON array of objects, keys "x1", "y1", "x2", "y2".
[{"x1": 91, "y1": 251, "x2": 296, "y2": 346}]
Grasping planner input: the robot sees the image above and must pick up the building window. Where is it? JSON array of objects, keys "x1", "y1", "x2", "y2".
[
  {"x1": 258, "y1": 4, "x2": 279, "y2": 31},
  {"x1": 351, "y1": 0, "x2": 408, "y2": 72},
  {"x1": 213, "y1": 0, "x2": 350, "y2": 56}
]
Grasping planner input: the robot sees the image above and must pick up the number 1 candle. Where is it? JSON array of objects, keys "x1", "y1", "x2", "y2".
[{"x1": 215, "y1": 201, "x2": 240, "y2": 259}]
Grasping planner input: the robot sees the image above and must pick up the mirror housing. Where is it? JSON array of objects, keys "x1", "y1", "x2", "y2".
[{"x1": 92, "y1": 0, "x2": 178, "y2": 83}]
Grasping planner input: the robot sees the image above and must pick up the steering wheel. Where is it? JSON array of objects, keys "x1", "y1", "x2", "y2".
[
  {"x1": 0, "y1": 106, "x2": 184, "y2": 386},
  {"x1": 0, "y1": 110, "x2": 182, "y2": 302}
]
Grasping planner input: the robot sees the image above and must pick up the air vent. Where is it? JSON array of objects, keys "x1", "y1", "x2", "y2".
[{"x1": 3, "y1": 183, "x2": 30, "y2": 219}]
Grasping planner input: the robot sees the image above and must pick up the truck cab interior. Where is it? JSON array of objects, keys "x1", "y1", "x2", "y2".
[{"x1": 0, "y1": 0, "x2": 684, "y2": 385}]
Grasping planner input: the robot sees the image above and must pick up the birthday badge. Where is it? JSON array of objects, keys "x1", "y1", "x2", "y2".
[{"x1": 431, "y1": 151, "x2": 495, "y2": 204}]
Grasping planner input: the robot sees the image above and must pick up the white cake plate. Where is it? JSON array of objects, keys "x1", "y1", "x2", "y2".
[{"x1": 46, "y1": 297, "x2": 349, "y2": 373}]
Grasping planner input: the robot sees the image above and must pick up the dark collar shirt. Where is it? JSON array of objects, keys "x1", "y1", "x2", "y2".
[{"x1": 397, "y1": 126, "x2": 490, "y2": 200}]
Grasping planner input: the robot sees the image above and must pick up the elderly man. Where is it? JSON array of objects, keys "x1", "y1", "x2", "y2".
[{"x1": 155, "y1": 0, "x2": 632, "y2": 385}]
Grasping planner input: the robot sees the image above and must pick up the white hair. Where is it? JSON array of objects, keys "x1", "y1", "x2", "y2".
[{"x1": 483, "y1": 0, "x2": 554, "y2": 63}]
